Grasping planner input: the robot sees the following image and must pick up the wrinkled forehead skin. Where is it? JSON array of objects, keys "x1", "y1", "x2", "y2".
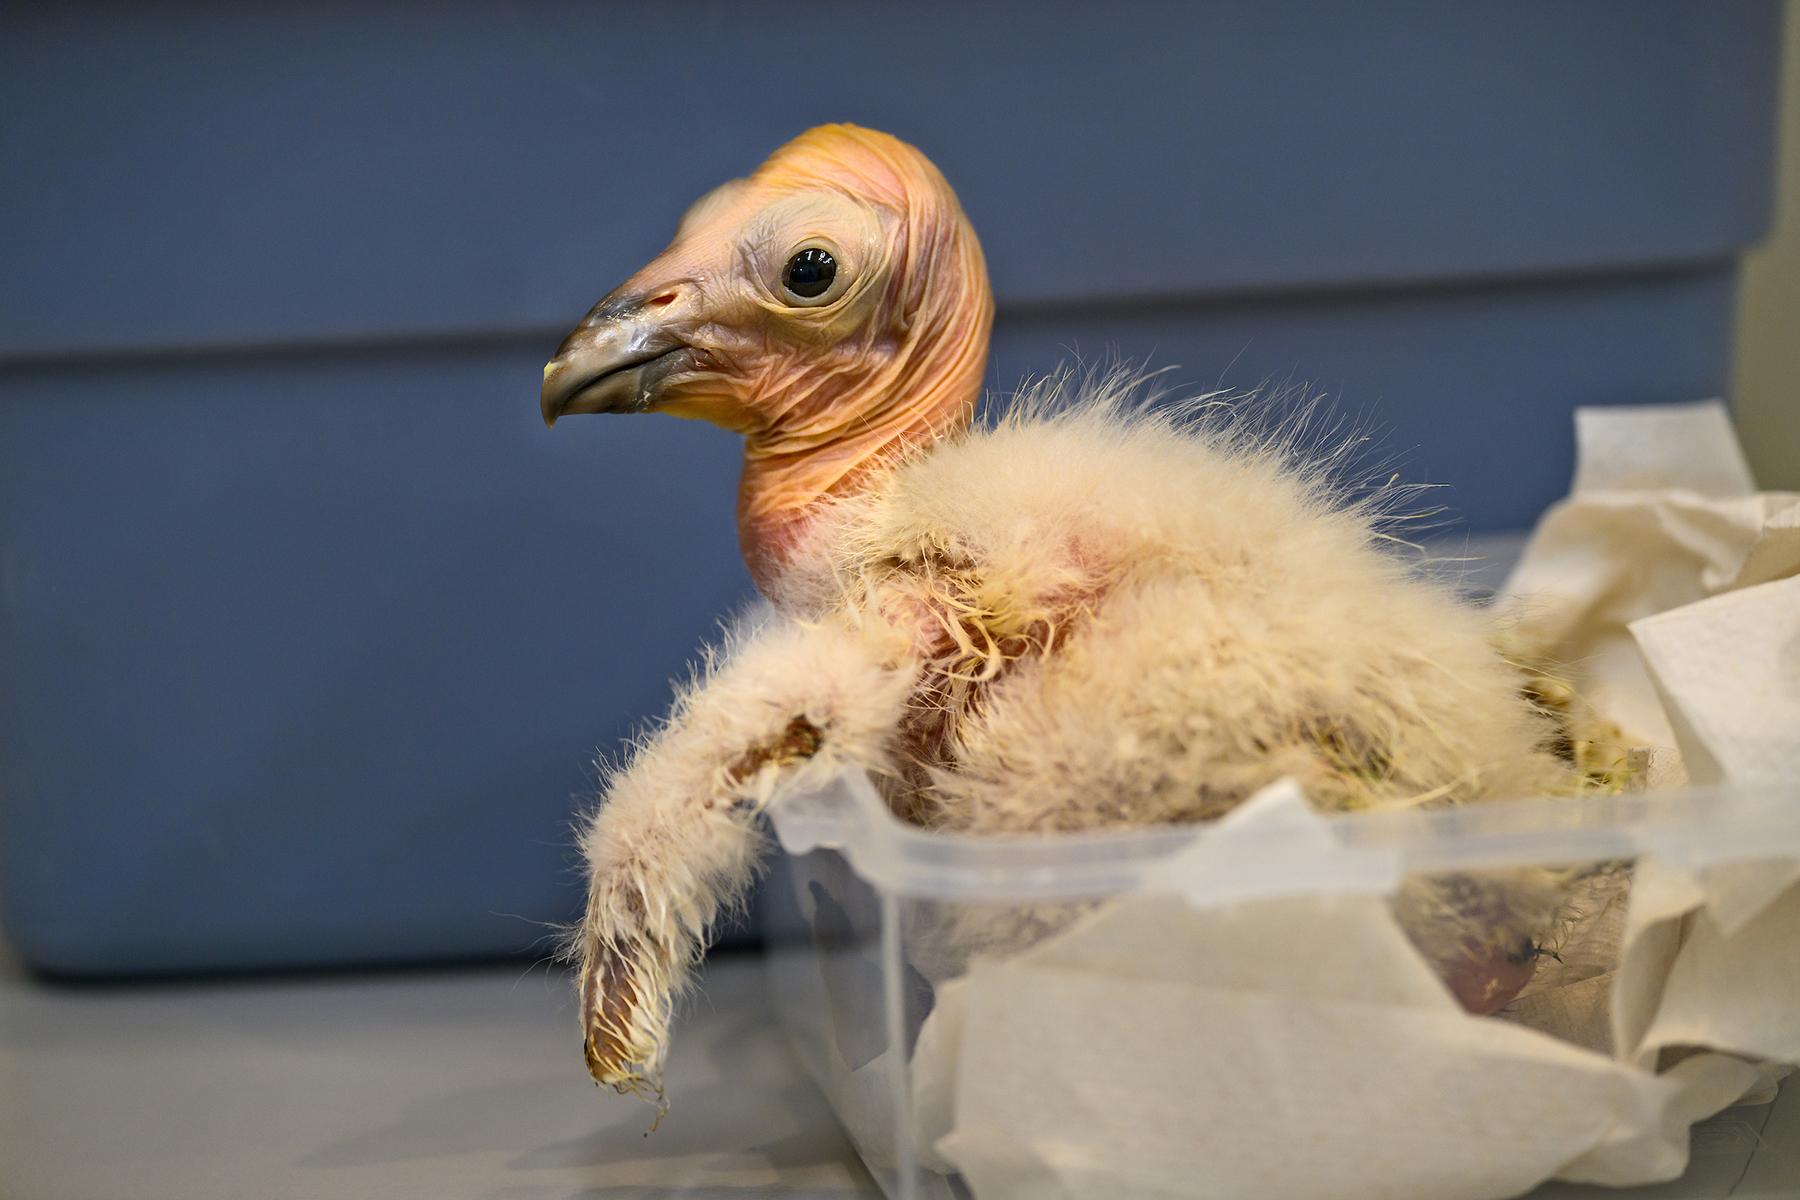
[
  {"x1": 751, "y1": 123, "x2": 977, "y2": 334},
  {"x1": 625, "y1": 124, "x2": 978, "y2": 349},
  {"x1": 750, "y1": 122, "x2": 918, "y2": 210}
]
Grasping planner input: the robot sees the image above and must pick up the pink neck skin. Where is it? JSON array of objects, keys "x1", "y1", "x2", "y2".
[
  {"x1": 710, "y1": 128, "x2": 995, "y2": 597},
  {"x1": 736, "y1": 393, "x2": 972, "y2": 596},
  {"x1": 734, "y1": 291, "x2": 992, "y2": 599}
]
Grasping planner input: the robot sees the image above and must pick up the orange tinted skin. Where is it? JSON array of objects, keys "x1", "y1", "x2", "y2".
[{"x1": 602, "y1": 125, "x2": 993, "y2": 594}]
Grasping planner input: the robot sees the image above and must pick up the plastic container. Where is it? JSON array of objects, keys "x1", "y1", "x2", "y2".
[{"x1": 763, "y1": 770, "x2": 1800, "y2": 1199}]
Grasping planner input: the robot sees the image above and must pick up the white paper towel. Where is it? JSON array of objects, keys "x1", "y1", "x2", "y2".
[{"x1": 1497, "y1": 400, "x2": 1800, "y2": 750}]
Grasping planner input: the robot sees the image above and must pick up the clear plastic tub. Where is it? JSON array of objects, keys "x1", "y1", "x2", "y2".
[{"x1": 762, "y1": 770, "x2": 1800, "y2": 1200}]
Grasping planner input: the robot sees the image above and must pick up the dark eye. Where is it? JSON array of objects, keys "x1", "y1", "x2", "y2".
[{"x1": 782, "y1": 247, "x2": 837, "y2": 301}]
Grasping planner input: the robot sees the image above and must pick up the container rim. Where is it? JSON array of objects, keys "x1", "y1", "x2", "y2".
[{"x1": 767, "y1": 769, "x2": 1800, "y2": 903}]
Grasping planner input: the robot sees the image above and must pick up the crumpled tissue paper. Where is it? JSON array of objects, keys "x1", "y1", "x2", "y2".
[{"x1": 1497, "y1": 400, "x2": 1800, "y2": 755}]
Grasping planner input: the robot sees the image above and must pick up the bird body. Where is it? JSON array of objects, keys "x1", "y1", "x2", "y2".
[
  {"x1": 542, "y1": 125, "x2": 1577, "y2": 1103},
  {"x1": 773, "y1": 377, "x2": 1570, "y2": 834}
]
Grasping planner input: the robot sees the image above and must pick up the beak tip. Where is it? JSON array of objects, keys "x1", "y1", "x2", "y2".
[
  {"x1": 541, "y1": 362, "x2": 559, "y2": 428},
  {"x1": 541, "y1": 360, "x2": 569, "y2": 428}
]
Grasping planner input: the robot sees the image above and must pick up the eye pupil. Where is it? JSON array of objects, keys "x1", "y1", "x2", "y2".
[{"x1": 783, "y1": 248, "x2": 837, "y2": 299}]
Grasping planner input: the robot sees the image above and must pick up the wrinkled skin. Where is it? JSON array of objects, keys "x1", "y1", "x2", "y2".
[{"x1": 543, "y1": 124, "x2": 991, "y2": 592}]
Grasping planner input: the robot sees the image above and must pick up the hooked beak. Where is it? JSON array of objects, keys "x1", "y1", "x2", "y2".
[{"x1": 540, "y1": 292, "x2": 696, "y2": 428}]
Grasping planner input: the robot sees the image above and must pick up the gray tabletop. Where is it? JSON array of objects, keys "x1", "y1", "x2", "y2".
[
  {"x1": 4, "y1": 936, "x2": 1794, "y2": 1199},
  {"x1": 0, "y1": 948, "x2": 878, "y2": 1200}
]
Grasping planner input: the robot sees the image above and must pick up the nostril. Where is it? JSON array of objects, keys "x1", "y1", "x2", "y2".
[{"x1": 647, "y1": 291, "x2": 677, "y2": 308}]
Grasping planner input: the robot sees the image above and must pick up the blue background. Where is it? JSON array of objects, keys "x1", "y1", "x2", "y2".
[{"x1": 0, "y1": 1, "x2": 1782, "y2": 974}]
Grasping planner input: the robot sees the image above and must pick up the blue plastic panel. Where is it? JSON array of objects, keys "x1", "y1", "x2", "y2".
[
  {"x1": 0, "y1": 348, "x2": 750, "y2": 971},
  {"x1": 0, "y1": 0, "x2": 1780, "y2": 357},
  {"x1": 988, "y1": 268, "x2": 1742, "y2": 534}
]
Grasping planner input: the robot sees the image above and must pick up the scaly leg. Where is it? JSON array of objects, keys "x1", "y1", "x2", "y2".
[{"x1": 572, "y1": 611, "x2": 916, "y2": 1105}]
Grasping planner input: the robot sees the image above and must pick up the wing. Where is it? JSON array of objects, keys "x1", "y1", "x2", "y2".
[{"x1": 572, "y1": 608, "x2": 916, "y2": 1103}]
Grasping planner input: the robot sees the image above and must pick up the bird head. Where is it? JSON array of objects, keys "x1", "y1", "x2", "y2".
[{"x1": 541, "y1": 124, "x2": 993, "y2": 591}]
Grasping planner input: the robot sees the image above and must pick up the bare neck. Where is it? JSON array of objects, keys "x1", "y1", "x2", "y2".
[
  {"x1": 734, "y1": 208, "x2": 994, "y2": 598},
  {"x1": 736, "y1": 385, "x2": 973, "y2": 596}
]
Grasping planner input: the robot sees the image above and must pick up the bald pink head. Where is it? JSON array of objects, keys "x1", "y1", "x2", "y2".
[{"x1": 541, "y1": 125, "x2": 994, "y2": 594}]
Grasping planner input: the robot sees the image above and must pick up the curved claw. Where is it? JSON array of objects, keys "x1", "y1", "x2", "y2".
[{"x1": 578, "y1": 924, "x2": 674, "y2": 1102}]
